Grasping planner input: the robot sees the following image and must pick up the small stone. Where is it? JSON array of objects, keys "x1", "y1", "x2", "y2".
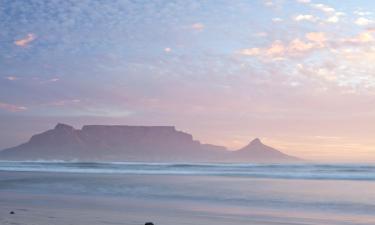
[
  {"x1": 10, "y1": 211, "x2": 15, "y2": 214},
  {"x1": 145, "y1": 223, "x2": 154, "y2": 225}
]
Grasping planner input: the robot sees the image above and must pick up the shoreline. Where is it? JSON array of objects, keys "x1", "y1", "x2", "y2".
[{"x1": 1, "y1": 171, "x2": 375, "y2": 225}]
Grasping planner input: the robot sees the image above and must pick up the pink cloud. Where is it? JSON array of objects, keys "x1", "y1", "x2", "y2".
[
  {"x1": 14, "y1": 33, "x2": 37, "y2": 47},
  {"x1": 239, "y1": 34, "x2": 327, "y2": 59},
  {"x1": 343, "y1": 30, "x2": 375, "y2": 44},
  {"x1": 0, "y1": 102, "x2": 27, "y2": 112},
  {"x1": 239, "y1": 48, "x2": 261, "y2": 56},
  {"x1": 191, "y1": 23, "x2": 205, "y2": 31},
  {"x1": 306, "y1": 32, "x2": 327, "y2": 47},
  {"x1": 289, "y1": 39, "x2": 314, "y2": 52},
  {"x1": 266, "y1": 40, "x2": 286, "y2": 56},
  {"x1": 4, "y1": 76, "x2": 19, "y2": 81},
  {"x1": 164, "y1": 47, "x2": 172, "y2": 53}
]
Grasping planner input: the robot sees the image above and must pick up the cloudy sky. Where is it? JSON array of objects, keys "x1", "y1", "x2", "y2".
[{"x1": 1, "y1": 0, "x2": 375, "y2": 162}]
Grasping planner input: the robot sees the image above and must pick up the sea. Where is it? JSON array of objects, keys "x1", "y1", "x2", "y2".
[
  {"x1": 1, "y1": 161, "x2": 375, "y2": 224},
  {"x1": 1, "y1": 161, "x2": 375, "y2": 180}
]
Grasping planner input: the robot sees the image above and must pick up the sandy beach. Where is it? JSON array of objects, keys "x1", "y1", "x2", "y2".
[{"x1": 1, "y1": 170, "x2": 375, "y2": 225}]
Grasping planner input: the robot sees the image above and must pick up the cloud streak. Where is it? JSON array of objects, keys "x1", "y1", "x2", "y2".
[
  {"x1": 239, "y1": 32, "x2": 327, "y2": 59},
  {"x1": 4, "y1": 76, "x2": 19, "y2": 81},
  {"x1": 0, "y1": 102, "x2": 27, "y2": 112},
  {"x1": 294, "y1": 14, "x2": 318, "y2": 22},
  {"x1": 14, "y1": 33, "x2": 37, "y2": 47},
  {"x1": 355, "y1": 17, "x2": 374, "y2": 26},
  {"x1": 191, "y1": 23, "x2": 205, "y2": 31}
]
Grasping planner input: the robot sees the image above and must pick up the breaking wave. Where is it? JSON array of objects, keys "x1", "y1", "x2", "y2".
[{"x1": 1, "y1": 161, "x2": 375, "y2": 181}]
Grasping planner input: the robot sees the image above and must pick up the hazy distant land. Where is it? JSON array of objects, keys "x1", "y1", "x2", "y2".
[{"x1": 0, "y1": 123, "x2": 300, "y2": 162}]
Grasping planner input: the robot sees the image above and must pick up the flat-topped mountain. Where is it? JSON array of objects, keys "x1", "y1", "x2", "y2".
[{"x1": 0, "y1": 123, "x2": 301, "y2": 162}]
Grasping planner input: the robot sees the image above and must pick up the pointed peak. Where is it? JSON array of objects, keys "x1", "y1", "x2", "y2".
[
  {"x1": 54, "y1": 123, "x2": 74, "y2": 130},
  {"x1": 250, "y1": 138, "x2": 262, "y2": 145},
  {"x1": 238, "y1": 138, "x2": 264, "y2": 150}
]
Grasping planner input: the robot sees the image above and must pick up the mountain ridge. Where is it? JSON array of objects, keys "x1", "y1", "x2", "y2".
[{"x1": 0, "y1": 123, "x2": 302, "y2": 162}]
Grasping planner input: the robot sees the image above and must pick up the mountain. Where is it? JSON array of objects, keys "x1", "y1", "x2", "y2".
[
  {"x1": 0, "y1": 123, "x2": 301, "y2": 162},
  {"x1": 0, "y1": 123, "x2": 226, "y2": 161},
  {"x1": 231, "y1": 138, "x2": 301, "y2": 162}
]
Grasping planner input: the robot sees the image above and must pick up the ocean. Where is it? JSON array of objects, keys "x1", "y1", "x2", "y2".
[
  {"x1": 1, "y1": 161, "x2": 375, "y2": 224},
  {"x1": 1, "y1": 161, "x2": 375, "y2": 180}
]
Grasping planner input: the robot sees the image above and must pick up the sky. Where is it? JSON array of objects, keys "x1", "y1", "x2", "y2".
[{"x1": 0, "y1": 0, "x2": 375, "y2": 162}]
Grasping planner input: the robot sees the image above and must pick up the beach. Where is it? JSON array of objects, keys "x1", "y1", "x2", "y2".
[{"x1": 1, "y1": 163, "x2": 375, "y2": 225}]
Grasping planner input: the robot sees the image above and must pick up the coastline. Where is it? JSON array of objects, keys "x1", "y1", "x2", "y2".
[{"x1": 1, "y1": 171, "x2": 375, "y2": 225}]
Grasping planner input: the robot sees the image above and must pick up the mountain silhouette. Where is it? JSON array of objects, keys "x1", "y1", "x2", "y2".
[
  {"x1": 232, "y1": 138, "x2": 301, "y2": 162},
  {"x1": 0, "y1": 123, "x2": 301, "y2": 162}
]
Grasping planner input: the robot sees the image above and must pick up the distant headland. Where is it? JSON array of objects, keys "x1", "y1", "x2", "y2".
[{"x1": 0, "y1": 123, "x2": 301, "y2": 162}]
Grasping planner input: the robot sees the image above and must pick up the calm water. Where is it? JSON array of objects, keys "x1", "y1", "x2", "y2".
[
  {"x1": 1, "y1": 161, "x2": 375, "y2": 180},
  {"x1": 1, "y1": 161, "x2": 375, "y2": 224}
]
